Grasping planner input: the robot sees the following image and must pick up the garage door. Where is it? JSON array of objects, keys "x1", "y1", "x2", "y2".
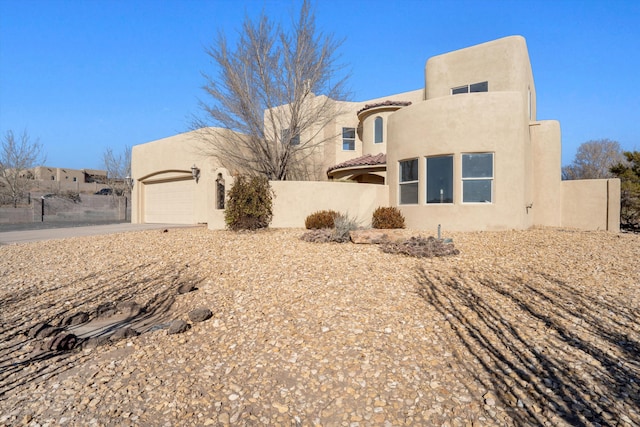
[{"x1": 144, "y1": 179, "x2": 195, "y2": 224}]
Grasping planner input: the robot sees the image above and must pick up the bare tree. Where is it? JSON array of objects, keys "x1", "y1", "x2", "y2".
[
  {"x1": 562, "y1": 139, "x2": 625, "y2": 180},
  {"x1": 0, "y1": 129, "x2": 46, "y2": 207},
  {"x1": 194, "y1": 0, "x2": 350, "y2": 180},
  {"x1": 102, "y1": 145, "x2": 132, "y2": 195}
]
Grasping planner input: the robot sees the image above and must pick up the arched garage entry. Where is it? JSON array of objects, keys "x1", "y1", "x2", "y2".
[{"x1": 140, "y1": 170, "x2": 196, "y2": 224}]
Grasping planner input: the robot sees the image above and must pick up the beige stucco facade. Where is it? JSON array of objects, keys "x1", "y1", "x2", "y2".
[{"x1": 131, "y1": 35, "x2": 620, "y2": 232}]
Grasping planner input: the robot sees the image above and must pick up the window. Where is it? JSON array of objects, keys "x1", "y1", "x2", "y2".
[
  {"x1": 282, "y1": 128, "x2": 300, "y2": 145},
  {"x1": 73, "y1": 177, "x2": 77, "y2": 182},
  {"x1": 452, "y1": 81, "x2": 488, "y2": 95},
  {"x1": 374, "y1": 116, "x2": 383, "y2": 143},
  {"x1": 51, "y1": 175, "x2": 55, "y2": 180},
  {"x1": 426, "y1": 155, "x2": 453, "y2": 204},
  {"x1": 462, "y1": 153, "x2": 493, "y2": 203},
  {"x1": 342, "y1": 127, "x2": 355, "y2": 151},
  {"x1": 399, "y1": 159, "x2": 419, "y2": 204}
]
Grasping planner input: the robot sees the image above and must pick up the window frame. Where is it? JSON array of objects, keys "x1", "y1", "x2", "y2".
[
  {"x1": 342, "y1": 127, "x2": 355, "y2": 151},
  {"x1": 425, "y1": 155, "x2": 454, "y2": 204},
  {"x1": 374, "y1": 116, "x2": 383, "y2": 144},
  {"x1": 451, "y1": 81, "x2": 488, "y2": 95},
  {"x1": 399, "y1": 158, "x2": 419, "y2": 205},
  {"x1": 461, "y1": 153, "x2": 494, "y2": 204}
]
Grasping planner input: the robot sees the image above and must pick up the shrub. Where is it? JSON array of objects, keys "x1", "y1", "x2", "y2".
[
  {"x1": 224, "y1": 175, "x2": 274, "y2": 231},
  {"x1": 305, "y1": 210, "x2": 339, "y2": 229},
  {"x1": 372, "y1": 206, "x2": 405, "y2": 229},
  {"x1": 331, "y1": 212, "x2": 360, "y2": 243},
  {"x1": 380, "y1": 236, "x2": 459, "y2": 258},
  {"x1": 300, "y1": 212, "x2": 360, "y2": 243}
]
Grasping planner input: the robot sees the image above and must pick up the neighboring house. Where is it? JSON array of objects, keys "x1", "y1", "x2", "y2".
[{"x1": 131, "y1": 36, "x2": 620, "y2": 232}]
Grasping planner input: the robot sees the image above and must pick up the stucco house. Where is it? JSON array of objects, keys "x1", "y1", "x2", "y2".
[{"x1": 131, "y1": 36, "x2": 620, "y2": 232}]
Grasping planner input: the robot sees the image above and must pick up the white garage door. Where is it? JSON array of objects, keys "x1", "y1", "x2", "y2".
[{"x1": 144, "y1": 179, "x2": 195, "y2": 224}]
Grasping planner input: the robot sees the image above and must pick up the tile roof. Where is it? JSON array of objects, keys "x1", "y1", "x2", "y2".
[
  {"x1": 327, "y1": 153, "x2": 387, "y2": 173},
  {"x1": 357, "y1": 100, "x2": 412, "y2": 115}
]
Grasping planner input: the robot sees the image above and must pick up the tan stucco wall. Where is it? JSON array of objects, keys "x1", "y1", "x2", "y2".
[
  {"x1": 387, "y1": 91, "x2": 531, "y2": 231},
  {"x1": 531, "y1": 120, "x2": 562, "y2": 227},
  {"x1": 206, "y1": 181, "x2": 389, "y2": 229},
  {"x1": 561, "y1": 179, "x2": 620, "y2": 231},
  {"x1": 425, "y1": 35, "x2": 536, "y2": 121}
]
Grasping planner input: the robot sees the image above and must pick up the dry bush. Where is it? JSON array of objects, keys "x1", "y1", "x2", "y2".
[
  {"x1": 380, "y1": 236, "x2": 459, "y2": 258},
  {"x1": 305, "y1": 210, "x2": 339, "y2": 229},
  {"x1": 372, "y1": 206, "x2": 405, "y2": 229}
]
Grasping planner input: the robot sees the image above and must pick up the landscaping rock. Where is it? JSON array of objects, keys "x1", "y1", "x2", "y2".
[
  {"x1": 349, "y1": 229, "x2": 408, "y2": 244},
  {"x1": 177, "y1": 283, "x2": 196, "y2": 294},
  {"x1": 116, "y1": 301, "x2": 143, "y2": 317},
  {"x1": 47, "y1": 333, "x2": 79, "y2": 351},
  {"x1": 60, "y1": 312, "x2": 90, "y2": 327},
  {"x1": 167, "y1": 319, "x2": 190, "y2": 335},
  {"x1": 82, "y1": 336, "x2": 110, "y2": 350},
  {"x1": 94, "y1": 302, "x2": 117, "y2": 318},
  {"x1": 188, "y1": 308, "x2": 212, "y2": 322},
  {"x1": 110, "y1": 327, "x2": 140, "y2": 342}
]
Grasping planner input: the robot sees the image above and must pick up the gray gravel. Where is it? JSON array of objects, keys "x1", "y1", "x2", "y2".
[{"x1": 0, "y1": 227, "x2": 638, "y2": 426}]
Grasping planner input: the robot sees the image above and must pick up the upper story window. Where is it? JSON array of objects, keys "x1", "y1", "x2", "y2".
[
  {"x1": 426, "y1": 155, "x2": 453, "y2": 204},
  {"x1": 281, "y1": 128, "x2": 300, "y2": 145},
  {"x1": 399, "y1": 158, "x2": 419, "y2": 204},
  {"x1": 342, "y1": 127, "x2": 355, "y2": 151},
  {"x1": 452, "y1": 81, "x2": 488, "y2": 95},
  {"x1": 374, "y1": 117, "x2": 383, "y2": 144},
  {"x1": 462, "y1": 153, "x2": 493, "y2": 203}
]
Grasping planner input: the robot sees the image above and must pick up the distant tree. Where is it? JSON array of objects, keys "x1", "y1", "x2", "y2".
[
  {"x1": 102, "y1": 145, "x2": 131, "y2": 195},
  {"x1": 194, "y1": 0, "x2": 350, "y2": 180},
  {"x1": 610, "y1": 151, "x2": 640, "y2": 228},
  {"x1": 562, "y1": 139, "x2": 625, "y2": 180},
  {"x1": 0, "y1": 129, "x2": 46, "y2": 207}
]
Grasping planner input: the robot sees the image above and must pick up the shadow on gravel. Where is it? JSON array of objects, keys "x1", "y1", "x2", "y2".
[
  {"x1": 0, "y1": 262, "x2": 203, "y2": 400},
  {"x1": 416, "y1": 267, "x2": 640, "y2": 426}
]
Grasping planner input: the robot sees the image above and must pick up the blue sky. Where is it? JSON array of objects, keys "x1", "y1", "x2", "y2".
[{"x1": 1, "y1": 0, "x2": 638, "y2": 171}]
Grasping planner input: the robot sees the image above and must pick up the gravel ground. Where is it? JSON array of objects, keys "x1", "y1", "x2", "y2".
[{"x1": 0, "y1": 227, "x2": 639, "y2": 426}]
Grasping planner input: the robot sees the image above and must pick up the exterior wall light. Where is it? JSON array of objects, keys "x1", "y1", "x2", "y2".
[{"x1": 191, "y1": 164, "x2": 201, "y2": 183}]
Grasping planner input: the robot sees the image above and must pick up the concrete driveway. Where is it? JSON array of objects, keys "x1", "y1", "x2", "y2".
[{"x1": 0, "y1": 223, "x2": 201, "y2": 245}]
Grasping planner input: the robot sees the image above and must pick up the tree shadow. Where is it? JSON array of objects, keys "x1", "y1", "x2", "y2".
[
  {"x1": 0, "y1": 262, "x2": 203, "y2": 400},
  {"x1": 416, "y1": 267, "x2": 640, "y2": 426}
]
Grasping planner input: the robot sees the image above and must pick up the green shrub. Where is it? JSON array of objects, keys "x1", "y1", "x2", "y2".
[
  {"x1": 224, "y1": 175, "x2": 274, "y2": 231},
  {"x1": 372, "y1": 206, "x2": 405, "y2": 229},
  {"x1": 305, "y1": 210, "x2": 339, "y2": 229}
]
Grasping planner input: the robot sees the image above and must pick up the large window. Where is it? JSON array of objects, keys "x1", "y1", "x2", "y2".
[
  {"x1": 452, "y1": 81, "x2": 488, "y2": 95},
  {"x1": 462, "y1": 153, "x2": 493, "y2": 203},
  {"x1": 374, "y1": 117, "x2": 383, "y2": 143},
  {"x1": 399, "y1": 159, "x2": 419, "y2": 204},
  {"x1": 342, "y1": 127, "x2": 355, "y2": 151},
  {"x1": 426, "y1": 155, "x2": 453, "y2": 204}
]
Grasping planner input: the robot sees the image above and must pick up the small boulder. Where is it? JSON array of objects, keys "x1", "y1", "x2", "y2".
[
  {"x1": 47, "y1": 333, "x2": 79, "y2": 351},
  {"x1": 36, "y1": 325, "x2": 63, "y2": 339},
  {"x1": 28, "y1": 322, "x2": 51, "y2": 339},
  {"x1": 95, "y1": 302, "x2": 117, "y2": 319},
  {"x1": 60, "y1": 312, "x2": 90, "y2": 327},
  {"x1": 82, "y1": 336, "x2": 110, "y2": 350},
  {"x1": 177, "y1": 283, "x2": 197, "y2": 295},
  {"x1": 110, "y1": 327, "x2": 140, "y2": 342},
  {"x1": 167, "y1": 319, "x2": 190, "y2": 335},
  {"x1": 189, "y1": 308, "x2": 213, "y2": 323},
  {"x1": 116, "y1": 301, "x2": 143, "y2": 318},
  {"x1": 349, "y1": 229, "x2": 408, "y2": 244}
]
